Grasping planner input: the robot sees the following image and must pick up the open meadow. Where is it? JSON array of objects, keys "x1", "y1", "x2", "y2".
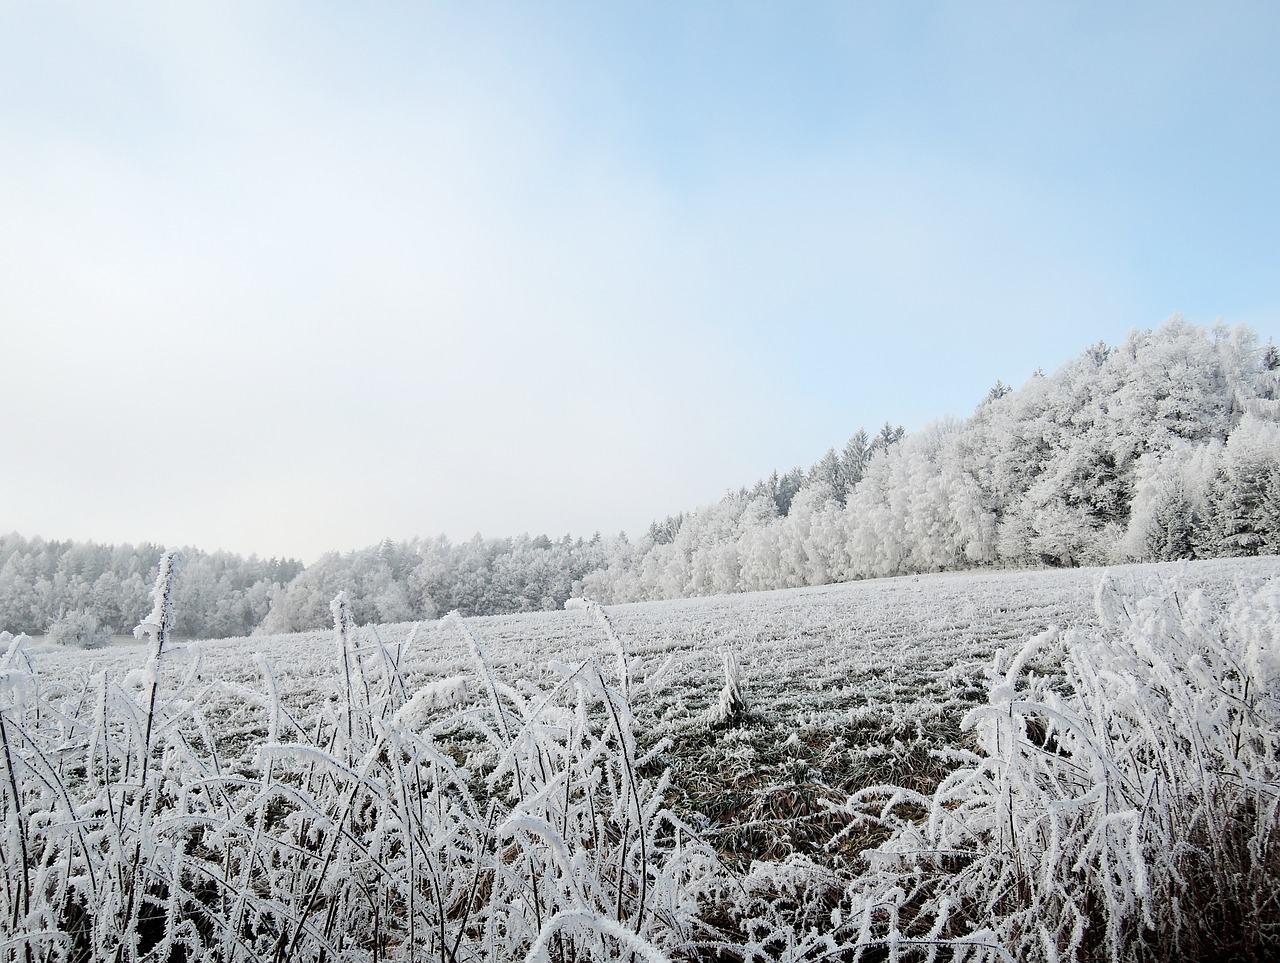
[{"x1": 4, "y1": 556, "x2": 1279, "y2": 961}]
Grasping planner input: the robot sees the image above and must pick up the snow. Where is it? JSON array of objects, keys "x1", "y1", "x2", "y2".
[{"x1": 6, "y1": 555, "x2": 1277, "y2": 960}]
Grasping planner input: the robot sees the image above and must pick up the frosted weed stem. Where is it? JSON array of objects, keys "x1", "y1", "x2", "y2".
[
  {"x1": 0, "y1": 703, "x2": 30, "y2": 934},
  {"x1": 114, "y1": 549, "x2": 180, "y2": 961},
  {"x1": 134, "y1": 550, "x2": 180, "y2": 796}
]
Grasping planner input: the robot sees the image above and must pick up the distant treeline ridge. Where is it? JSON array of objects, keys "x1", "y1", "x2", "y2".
[{"x1": 3, "y1": 317, "x2": 1278, "y2": 640}]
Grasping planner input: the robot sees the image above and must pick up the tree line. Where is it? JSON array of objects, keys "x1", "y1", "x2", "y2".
[
  {"x1": 578, "y1": 318, "x2": 1278, "y2": 603},
  {"x1": 0, "y1": 537, "x2": 303, "y2": 639},
  {"x1": 3, "y1": 317, "x2": 1277, "y2": 640}
]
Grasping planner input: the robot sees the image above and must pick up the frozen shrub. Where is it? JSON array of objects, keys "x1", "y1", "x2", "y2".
[
  {"x1": 822, "y1": 572, "x2": 1280, "y2": 962},
  {"x1": 45, "y1": 608, "x2": 111, "y2": 649},
  {"x1": 0, "y1": 592, "x2": 731, "y2": 962},
  {"x1": 712, "y1": 650, "x2": 749, "y2": 725}
]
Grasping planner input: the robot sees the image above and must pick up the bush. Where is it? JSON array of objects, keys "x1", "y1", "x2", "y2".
[
  {"x1": 45, "y1": 609, "x2": 111, "y2": 649},
  {"x1": 821, "y1": 572, "x2": 1280, "y2": 962}
]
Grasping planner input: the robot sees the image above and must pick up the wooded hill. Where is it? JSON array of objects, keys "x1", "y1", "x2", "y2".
[{"x1": 3, "y1": 317, "x2": 1278, "y2": 639}]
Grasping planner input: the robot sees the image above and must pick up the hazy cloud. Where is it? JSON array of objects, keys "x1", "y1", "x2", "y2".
[{"x1": 2, "y1": 2, "x2": 1277, "y2": 559}]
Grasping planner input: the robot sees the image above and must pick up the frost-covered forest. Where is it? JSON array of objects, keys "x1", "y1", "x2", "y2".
[{"x1": 3, "y1": 318, "x2": 1278, "y2": 640}]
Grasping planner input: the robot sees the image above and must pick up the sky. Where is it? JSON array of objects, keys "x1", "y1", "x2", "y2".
[{"x1": 2, "y1": 1, "x2": 1278, "y2": 563}]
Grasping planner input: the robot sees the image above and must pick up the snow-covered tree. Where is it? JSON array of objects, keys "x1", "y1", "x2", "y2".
[
  {"x1": 45, "y1": 608, "x2": 111, "y2": 649},
  {"x1": 1121, "y1": 441, "x2": 1220, "y2": 561},
  {"x1": 1205, "y1": 414, "x2": 1280, "y2": 556}
]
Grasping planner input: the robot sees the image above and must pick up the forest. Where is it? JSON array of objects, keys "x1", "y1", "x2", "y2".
[{"x1": 3, "y1": 317, "x2": 1278, "y2": 640}]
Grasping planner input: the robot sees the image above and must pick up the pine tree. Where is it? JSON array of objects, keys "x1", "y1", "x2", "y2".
[
  {"x1": 984, "y1": 379, "x2": 1011, "y2": 404},
  {"x1": 840, "y1": 429, "x2": 870, "y2": 497}
]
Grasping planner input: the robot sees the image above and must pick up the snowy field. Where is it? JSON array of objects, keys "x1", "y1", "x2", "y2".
[
  {"x1": 21, "y1": 557, "x2": 1279, "y2": 843},
  {"x1": 22, "y1": 560, "x2": 1278, "y2": 791},
  {"x1": 30, "y1": 559, "x2": 1256, "y2": 705},
  {"x1": 6, "y1": 555, "x2": 1278, "y2": 961},
  {"x1": 27, "y1": 556, "x2": 1274, "y2": 725}
]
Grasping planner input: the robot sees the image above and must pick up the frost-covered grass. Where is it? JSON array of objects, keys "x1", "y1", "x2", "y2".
[{"x1": 3, "y1": 557, "x2": 1278, "y2": 961}]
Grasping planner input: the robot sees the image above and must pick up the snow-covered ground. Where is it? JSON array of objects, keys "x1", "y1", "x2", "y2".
[
  {"x1": 8, "y1": 555, "x2": 1278, "y2": 961},
  {"x1": 29, "y1": 556, "x2": 1272, "y2": 711},
  {"x1": 26, "y1": 556, "x2": 1278, "y2": 825}
]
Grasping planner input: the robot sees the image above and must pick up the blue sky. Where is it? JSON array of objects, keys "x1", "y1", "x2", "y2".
[{"x1": 2, "y1": 1, "x2": 1278, "y2": 562}]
